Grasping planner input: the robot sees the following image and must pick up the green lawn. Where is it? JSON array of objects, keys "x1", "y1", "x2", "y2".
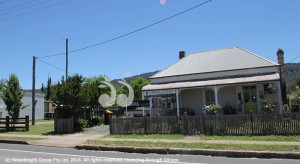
[
  {"x1": 0, "y1": 120, "x2": 54, "y2": 135},
  {"x1": 105, "y1": 134, "x2": 185, "y2": 140},
  {"x1": 85, "y1": 140, "x2": 300, "y2": 152},
  {"x1": 0, "y1": 136, "x2": 45, "y2": 141},
  {"x1": 33, "y1": 119, "x2": 54, "y2": 123},
  {"x1": 200, "y1": 135, "x2": 300, "y2": 142}
]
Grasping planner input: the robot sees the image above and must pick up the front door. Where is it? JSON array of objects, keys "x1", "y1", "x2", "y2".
[{"x1": 243, "y1": 86, "x2": 257, "y2": 114}]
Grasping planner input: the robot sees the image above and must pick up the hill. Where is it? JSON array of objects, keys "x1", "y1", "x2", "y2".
[
  {"x1": 111, "y1": 71, "x2": 159, "y2": 86},
  {"x1": 284, "y1": 63, "x2": 300, "y2": 87}
]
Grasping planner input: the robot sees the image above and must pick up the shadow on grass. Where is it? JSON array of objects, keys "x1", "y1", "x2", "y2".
[{"x1": 42, "y1": 131, "x2": 65, "y2": 136}]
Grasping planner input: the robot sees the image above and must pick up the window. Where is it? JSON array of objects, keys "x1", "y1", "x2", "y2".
[
  {"x1": 205, "y1": 89, "x2": 215, "y2": 105},
  {"x1": 152, "y1": 95, "x2": 176, "y2": 109},
  {"x1": 243, "y1": 86, "x2": 256, "y2": 103}
]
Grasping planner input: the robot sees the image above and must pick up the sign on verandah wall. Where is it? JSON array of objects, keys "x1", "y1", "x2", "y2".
[
  {"x1": 143, "y1": 89, "x2": 176, "y2": 96},
  {"x1": 129, "y1": 100, "x2": 150, "y2": 108}
]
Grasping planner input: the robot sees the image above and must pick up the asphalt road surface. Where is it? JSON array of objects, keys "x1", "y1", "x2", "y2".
[{"x1": 0, "y1": 143, "x2": 298, "y2": 164}]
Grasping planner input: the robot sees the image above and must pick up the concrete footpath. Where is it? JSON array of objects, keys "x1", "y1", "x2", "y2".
[{"x1": 1, "y1": 127, "x2": 300, "y2": 159}]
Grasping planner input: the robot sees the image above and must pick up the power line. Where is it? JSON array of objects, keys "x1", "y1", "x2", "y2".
[
  {"x1": 288, "y1": 55, "x2": 300, "y2": 63},
  {"x1": 0, "y1": 0, "x2": 39, "y2": 13},
  {"x1": 38, "y1": 0, "x2": 213, "y2": 59},
  {"x1": 0, "y1": 0, "x2": 103, "y2": 31},
  {"x1": 0, "y1": 0, "x2": 50, "y2": 17},
  {"x1": 0, "y1": 0, "x2": 10, "y2": 5},
  {"x1": 0, "y1": 0, "x2": 71, "y2": 22},
  {"x1": 37, "y1": 58, "x2": 73, "y2": 75}
]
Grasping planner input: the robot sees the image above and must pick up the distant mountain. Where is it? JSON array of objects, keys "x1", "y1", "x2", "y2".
[
  {"x1": 111, "y1": 71, "x2": 159, "y2": 87},
  {"x1": 284, "y1": 63, "x2": 300, "y2": 87}
]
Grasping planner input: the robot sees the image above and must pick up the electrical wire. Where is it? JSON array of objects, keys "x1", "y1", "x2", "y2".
[
  {"x1": 0, "y1": 0, "x2": 39, "y2": 13},
  {"x1": 0, "y1": 0, "x2": 103, "y2": 31},
  {"x1": 0, "y1": 0, "x2": 51, "y2": 17},
  {"x1": 0, "y1": 0, "x2": 71, "y2": 22},
  {"x1": 37, "y1": 0, "x2": 213, "y2": 58},
  {"x1": 0, "y1": 0, "x2": 10, "y2": 5},
  {"x1": 37, "y1": 58, "x2": 73, "y2": 75},
  {"x1": 287, "y1": 55, "x2": 300, "y2": 64},
  {"x1": 35, "y1": 0, "x2": 213, "y2": 76}
]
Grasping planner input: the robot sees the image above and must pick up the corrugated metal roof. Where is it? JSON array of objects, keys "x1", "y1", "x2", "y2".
[
  {"x1": 143, "y1": 73, "x2": 280, "y2": 91},
  {"x1": 151, "y1": 47, "x2": 278, "y2": 78}
]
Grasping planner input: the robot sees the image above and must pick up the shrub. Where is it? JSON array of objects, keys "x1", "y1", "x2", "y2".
[
  {"x1": 223, "y1": 103, "x2": 237, "y2": 115},
  {"x1": 205, "y1": 104, "x2": 222, "y2": 115},
  {"x1": 89, "y1": 118, "x2": 100, "y2": 126},
  {"x1": 74, "y1": 119, "x2": 88, "y2": 132},
  {"x1": 98, "y1": 117, "x2": 104, "y2": 125},
  {"x1": 260, "y1": 99, "x2": 276, "y2": 114},
  {"x1": 89, "y1": 117, "x2": 105, "y2": 126}
]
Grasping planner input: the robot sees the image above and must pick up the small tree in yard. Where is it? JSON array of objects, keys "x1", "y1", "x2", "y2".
[
  {"x1": 81, "y1": 75, "x2": 110, "y2": 108},
  {"x1": 118, "y1": 77, "x2": 150, "y2": 101},
  {"x1": 41, "y1": 76, "x2": 53, "y2": 101},
  {"x1": 53, "y1": 74, "x2": 86, "y2": 120},
  {"x1": 288, "y1": 86, "x2": 300, "y2": 112},
  {"x1": 0, "y1": 74, "x2": 24, "y2": 123}
]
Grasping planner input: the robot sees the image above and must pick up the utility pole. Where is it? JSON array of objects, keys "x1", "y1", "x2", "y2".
[
  {"x1": 66, "y1": 38, "x2": 68, "y2": 79},
  {"x1": 32, "y1": 56, "x2": 36, "y2": 125}
]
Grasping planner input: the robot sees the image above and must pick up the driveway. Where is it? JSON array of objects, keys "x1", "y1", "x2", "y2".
[{"x1": 27, "y1": 125, "x2": 109, "y2": 148}]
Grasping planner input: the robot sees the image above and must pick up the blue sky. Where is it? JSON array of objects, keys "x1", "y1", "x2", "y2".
[{"x1": 0, "y1": 0, "x2": 299, "y2": 89}]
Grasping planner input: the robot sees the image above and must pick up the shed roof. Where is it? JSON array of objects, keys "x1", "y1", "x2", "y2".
[{"x1": 151, "y1": 47, "x2": 278, "y2": 78}]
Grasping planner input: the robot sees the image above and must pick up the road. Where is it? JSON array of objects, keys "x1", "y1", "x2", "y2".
[{"x1": 0, "y1": 143, "x2": 298, "y2": 164}]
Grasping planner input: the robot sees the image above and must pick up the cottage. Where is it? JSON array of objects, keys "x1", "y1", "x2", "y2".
[
  {"x1": 142, "y1": 47, "x2": 287, "y2": 116},
  {"x1": 0, "y1": 91, "x2": 45, "y2": 120}
]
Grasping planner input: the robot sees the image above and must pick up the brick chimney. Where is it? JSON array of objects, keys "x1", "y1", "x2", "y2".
[
  {"x1": 277, "y1": 48, "x2": 287, "y2": 104},
  {"x1": 277, "y1": 49, "x2": 284, "y2": 65},
  {"x1": 179, "y1": 51, "x2": 185, "y2": 59}
]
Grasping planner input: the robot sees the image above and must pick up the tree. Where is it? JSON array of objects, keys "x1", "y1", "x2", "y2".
[
  {"x1": 288, "y1": 86, "x2": 300, "y2": 105},
  {"x1": 81, "y1": 75, "x2": 110, "y2": 108},
  {"x1": 53, "y1": 74, "x2": 86, "y2": 119},
  {"x1": 130, "y1": 77, "x2": 150, "y2": 101},
  {"x1": 41, "y1": 76, "x2": 53, "y2": 100},
  {"x1": 0, "y1": 79, "x2": 4, "y2": 91},
  {"x1": 0, "y1": 74, "x2": 24, "y2": 123},
  {"x1": 46, "y1": 76, "x2": 53, "y2": 100}
]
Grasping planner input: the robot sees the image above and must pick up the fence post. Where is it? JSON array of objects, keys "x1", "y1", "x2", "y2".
[
  {"x1": 109, "y1": 118, "x2": 113, "y2": 134},
  {"x1": 54, "y1": 109, "x2": 57, "y2": 133},
  {"x1": 183, "y1": 113, "x2": 189, "y2": 135},
  {"x1": 5, "y1": 116, "x2": 9, "y2": 131},
  {"x1": 144, "y1": 116, "x2": 148, "y2": 134},
  {"x1": 70, "y1": 116, "x2": 74, "y2": 133},
  {"x1": 25, "y1": 116, "x2": 29, "y2": 131},
  {"x1": 250, "y1": 111, "x2": 254, "y2": 136},
  {"x1": 201, "y1": 113, "x2": 206, "y2": 134}
]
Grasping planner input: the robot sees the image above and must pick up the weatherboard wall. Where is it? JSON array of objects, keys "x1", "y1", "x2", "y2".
[
  {"x1": 180, "y1": 88, "x2": 204, "y2": 115},
  {"x1": 0, "y1": 92, "x2": 45, "y2": 120}
]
